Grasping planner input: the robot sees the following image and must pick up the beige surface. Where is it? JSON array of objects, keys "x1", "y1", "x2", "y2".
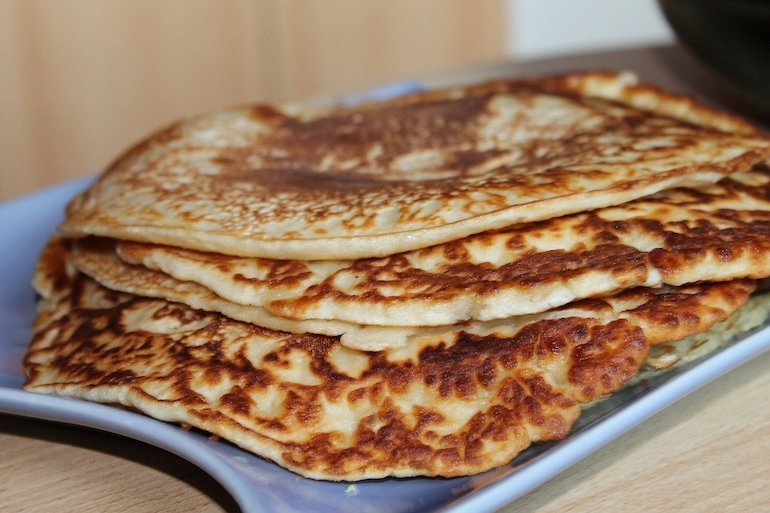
[
  {"x1": 0, "y1": 0, "x2": 506, "y2": 201},
  {"x1": 2, "y1": 349, "x2": 769, "y2": 512},
  {"x1": 0, "y1": 416, "x2": 237, "y2": 513}
]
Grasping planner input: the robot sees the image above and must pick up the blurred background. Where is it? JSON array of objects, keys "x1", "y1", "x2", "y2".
[{"x1": 0, "y1": 0, "x2": 673, "y2": 201}]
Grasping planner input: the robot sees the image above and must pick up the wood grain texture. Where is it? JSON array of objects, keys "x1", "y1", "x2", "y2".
[
  {"x1": 0, "y1": 416, "x2": 236, "y2": 513},
  {"x1": 0, "y1": 0, "x2": 506, "y2": 201},
  {"x1": 276, "y1": 0, "x2": 507, "y2": 100}
]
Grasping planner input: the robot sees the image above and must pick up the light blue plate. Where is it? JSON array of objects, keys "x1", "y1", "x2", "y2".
[{"x1": 2, "y1": 178, "x2": 770, "y2": 513}]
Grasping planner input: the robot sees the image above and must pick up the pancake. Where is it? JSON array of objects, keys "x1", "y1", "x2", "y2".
[
  {"x1": 59, "y1": 72, "x2": 770, "y2": 260},
  {"x1": 71, "y1": 237, "x2": 412, "y2": 350},
  {"x1": 643, "y1": 290, "x2": 770, "y2": 371},
  {"x1": 26, "y1": 238, "x2": 756, "y2": 480},
  {"x1": 24, "y1": 71, "x2": 770, "y2": 481},
  {"x1": 71, "y1": 237, "x2": 756, "y2": 351},
  {"x1": 112, "y1": 169, "x2": 770, "y2": 328}
]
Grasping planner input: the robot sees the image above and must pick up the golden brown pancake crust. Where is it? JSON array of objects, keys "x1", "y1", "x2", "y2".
[
  {"x1": 59, "y1": 72, "x2": 770, "y2": 260},
  {"x1": 72, "y1": 237, "x2": 755, "y2": 351},
  {"x1": 24, "y1": 239, "x2": 755, "y2": 479},
  {"x1": 109, "y1": 170, "x2": 770, "y2": 329},
  {"x1": 26, "y1": 239, "x2": 650, "y2": 479}
]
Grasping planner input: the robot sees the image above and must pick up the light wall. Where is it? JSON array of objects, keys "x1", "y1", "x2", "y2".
[{"x1": 505, "y1": 0, "x2": 674, "y2": 60}]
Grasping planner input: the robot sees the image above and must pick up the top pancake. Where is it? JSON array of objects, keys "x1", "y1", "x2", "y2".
[{"x1": 59, "y1": 72, "x2": 770, "y2": 260}]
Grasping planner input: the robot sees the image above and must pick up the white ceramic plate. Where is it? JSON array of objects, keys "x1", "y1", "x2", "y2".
[{"x1": 2, "y1": 178, "x2": 770, "y2": 513}]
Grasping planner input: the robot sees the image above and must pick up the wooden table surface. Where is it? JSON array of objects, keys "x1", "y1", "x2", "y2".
[{"x1": 2, "y1": 46, "x2": 769, "y2": 512}]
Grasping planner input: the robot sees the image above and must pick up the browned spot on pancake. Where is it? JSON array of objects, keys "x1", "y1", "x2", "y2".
[
  {"x1": 219, "y1": 163, "x2": 395, "y2": 191},
  {"x1": 220, "y1": 385, "x2": 253, "y2": 415},
  {"x1": 216, "y1": 94, "x2": 496, "y2": 191}
]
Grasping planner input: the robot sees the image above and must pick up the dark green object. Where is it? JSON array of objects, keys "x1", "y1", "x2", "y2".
[{"x1": 658, "y1": 0, "x2": 770, "y2": 117}]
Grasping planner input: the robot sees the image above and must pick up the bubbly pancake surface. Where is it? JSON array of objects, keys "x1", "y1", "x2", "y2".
[
  {"x1": 25, "y1": 240, "x2": 758, "y2": 479},
  {"x1": 59, "y1": 72, "x2": 770, "y2": 260},
  {"x1": 111, "y1": 169, "x2": 770, "y2": 328},
  {"x1": 73, "y1": 237, "x2": 755, "y2": 350}
]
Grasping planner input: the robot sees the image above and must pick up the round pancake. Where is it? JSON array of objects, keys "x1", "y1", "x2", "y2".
[
  {"x1": 71, "y1": 237, "x2": 755, "y2": 351},
  {"x1": 27, "y1": 239, "x2": 647, "y2": 480},
  {"x1": 24, "y1": 239, "x2": 757, "y2": 480},
  {"x1": 59, "y1": 72, "x2": 770, "y2": 260},
  {"x1": 113, "y1": 170, "x2": 770, "y2": 327}
]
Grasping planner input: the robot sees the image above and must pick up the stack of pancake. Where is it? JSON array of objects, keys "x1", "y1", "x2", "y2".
[{"x1": 24, "y1": 72, "x2": 770, "y2": 480}]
